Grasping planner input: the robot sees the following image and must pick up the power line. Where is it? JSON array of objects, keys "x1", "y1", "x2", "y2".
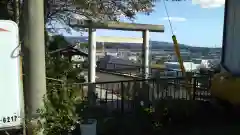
[{"x1": 163, "y1": 0, "x2": 174, "y2": 35}]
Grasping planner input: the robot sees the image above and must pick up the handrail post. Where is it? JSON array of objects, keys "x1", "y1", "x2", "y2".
[
  {"x1": 192, "y1": 77, "x2": 197, "y2": 100},
  {"x1": 121, "y1": 82, "x2": 125, "y2": 114}
]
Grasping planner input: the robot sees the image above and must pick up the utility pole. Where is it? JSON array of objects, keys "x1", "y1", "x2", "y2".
[{"x1": 22, "y1": 0, "x2": 46, "y2": 134}]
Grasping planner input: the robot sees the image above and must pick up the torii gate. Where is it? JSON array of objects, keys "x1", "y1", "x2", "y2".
[{"x1": 68, "y1": 20, "x2": 165, "y2": 82}]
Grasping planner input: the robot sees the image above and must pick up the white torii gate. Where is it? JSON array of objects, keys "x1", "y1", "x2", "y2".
[{"x1": 69, "y1": 20, "x2": 164, "y2": 82}]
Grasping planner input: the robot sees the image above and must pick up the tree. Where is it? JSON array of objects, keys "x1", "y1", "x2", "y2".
[
  {"x1": 46, "y1": 35, "x2": 86, "y2": 83},
  {"x1": 45, "y1": 0, "x2": 155, "y2": 23},
  {"x1": 0, "y1": 0, "x2": 188, "y2": 30},
  {"x1": 0, "y1": 0, "x2": 154, "y2": 27},
  {"x1": 39, "y1": 36, "x2": 86, "y2": 134},
  {"x1": 80, "y1": 43, "x2": 88, "y2": 48},
  {"x1": 0, "y1": 0, "x2": 12, "y2": 20}
]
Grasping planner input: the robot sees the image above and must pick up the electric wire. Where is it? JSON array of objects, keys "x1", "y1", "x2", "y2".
[{"x1": 163, "y1": 0, "x2": 174, "y2": 35}]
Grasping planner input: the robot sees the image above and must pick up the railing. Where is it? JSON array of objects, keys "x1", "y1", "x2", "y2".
[{"x1": 69, "y1": 75, "x2": 212, "y2": 113}]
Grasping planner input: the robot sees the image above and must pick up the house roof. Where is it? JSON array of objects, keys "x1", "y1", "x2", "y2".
[{"x1": 49, "y1": 46, "x2": 88, "y2": 57}]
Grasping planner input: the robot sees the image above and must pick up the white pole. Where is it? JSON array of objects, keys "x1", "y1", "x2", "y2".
[
  {"x1": 142, "y1": 30, "x2": 150, "y2": 79},
  {"x1": 88, "y1": 28, "x2": 96, "y2": 83},
  {"x1": 88, "y1": 28, "x2": 96, "y2": 104}
]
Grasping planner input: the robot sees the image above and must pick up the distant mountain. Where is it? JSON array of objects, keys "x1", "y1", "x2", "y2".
[
  {"x1": 64, "y1": 36, "x2": 186, "y2": 48},
  {"x1": 64, "y1": 36, "x2": 221, "y2": 52}
]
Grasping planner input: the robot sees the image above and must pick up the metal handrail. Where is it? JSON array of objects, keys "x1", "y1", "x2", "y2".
[{"x1": 74, "y1": 75, "x2": 210, "y2": 85}]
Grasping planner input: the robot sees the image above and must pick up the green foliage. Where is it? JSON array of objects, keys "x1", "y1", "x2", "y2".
[
  {"x1": 80, "y1": 43, "x2": 88, "y2": 48},
  {"x1": 36, "y1": 35, "x2": 86, "y2": 134},
  {"x1": 0, "y1": 0, "x2": 12, "y2": 20},
  {"x1": 47, "y1": 35, "x2": 69, "y2": 52},
  {"x1": 36, "y1": 84, "x2": 80, "y2": 135}
]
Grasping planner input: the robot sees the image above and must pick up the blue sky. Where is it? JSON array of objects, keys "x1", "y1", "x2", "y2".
[{"x1": 62, "y1": 0, "x2": 225, "y2": 47}]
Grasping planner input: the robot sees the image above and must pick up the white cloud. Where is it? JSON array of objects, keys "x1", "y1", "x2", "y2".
[
  {"x1": 161, "y1": 17, "x2": 187, "y2": 22},
  {"x1": 192, "y1": 0, "x2": 225, "y2": 8}
]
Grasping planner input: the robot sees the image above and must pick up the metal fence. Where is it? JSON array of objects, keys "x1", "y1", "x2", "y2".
[{"x1": 67, "y1": 75, "x2": 211, "y2": 113}]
